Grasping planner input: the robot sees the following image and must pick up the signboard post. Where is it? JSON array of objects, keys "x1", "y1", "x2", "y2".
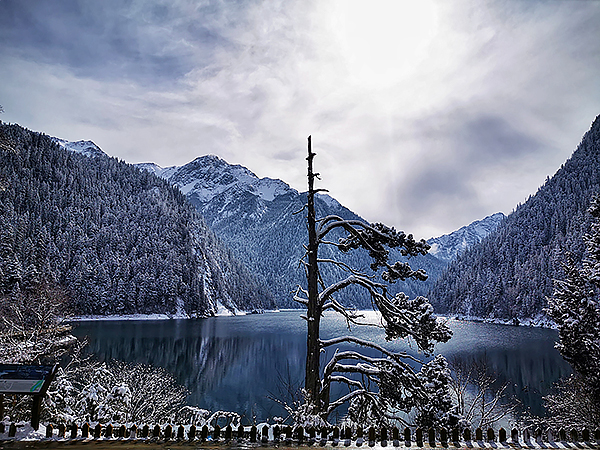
[{"x1": 0, "y1": 364, "x2": 58, "y2": 430}]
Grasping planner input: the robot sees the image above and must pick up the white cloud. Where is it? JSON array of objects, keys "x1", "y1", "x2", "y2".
[{"x1": 1, "y1": 0, "x2": 599, "y2": 238}]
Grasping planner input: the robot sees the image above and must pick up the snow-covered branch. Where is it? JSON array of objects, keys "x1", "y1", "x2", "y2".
[
  {"x1": 293, "y1": 285, "x2": 309, "y2": 306},
  {"x1": 318, "y1": 275, "x2": 387, "y2": 306},
  {"x1": 320, "y1": 335, "x2": 422, "y2": 364},
  {"x1": 317, "y1": 258, "x2": 368, "y2": 277}
]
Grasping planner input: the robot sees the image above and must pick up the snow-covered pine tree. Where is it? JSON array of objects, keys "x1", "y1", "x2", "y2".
[
  {"x1": 294, "y1": 137, "x2": 454, "y2": 428},
  {"x1": 545, "y1": 194, "x2": 600, "y2": 429}
]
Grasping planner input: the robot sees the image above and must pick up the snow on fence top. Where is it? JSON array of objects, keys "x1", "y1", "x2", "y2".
[{"x1": 2, "y1": 422, "x2": 599, "y2": 448}]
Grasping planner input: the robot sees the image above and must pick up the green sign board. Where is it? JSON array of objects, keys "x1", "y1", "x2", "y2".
[{"x1": 0, "y1": 364, "x2": 57, "y2": 395}]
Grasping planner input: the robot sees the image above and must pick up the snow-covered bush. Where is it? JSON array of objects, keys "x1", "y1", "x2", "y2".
[{"x1": 44, "y1": 358, "x2": 188, "y2": 425}]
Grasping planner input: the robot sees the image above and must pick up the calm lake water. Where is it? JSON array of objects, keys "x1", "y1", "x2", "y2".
[{"x1": 72, "y1": 310, "x2": 571, "y2": 425}]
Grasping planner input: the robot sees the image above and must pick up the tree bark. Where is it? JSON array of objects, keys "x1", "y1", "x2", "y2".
[{"x1": 305, "y1": 135, "x2": 322, "y2": 413}]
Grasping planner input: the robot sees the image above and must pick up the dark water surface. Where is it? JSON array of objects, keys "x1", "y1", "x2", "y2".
[{"x1": 71, "y1": 311, "x2": 571, "y2": 424}]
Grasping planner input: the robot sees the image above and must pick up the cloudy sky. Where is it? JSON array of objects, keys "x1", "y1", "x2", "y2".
[{"x1": 1, "y1": 0, "x2": 599, "y2": 238}]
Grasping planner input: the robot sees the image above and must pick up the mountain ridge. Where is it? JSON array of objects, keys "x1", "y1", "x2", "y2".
[
  {"x1": 429, "y1": 114, "x2": 600, "y2": 321},
  {"x1": 137, "y1": 155, "x2": 504, "y2": 307},
  {"x1": 53, "y1": 133, "x2": 506, "y2": 310}
]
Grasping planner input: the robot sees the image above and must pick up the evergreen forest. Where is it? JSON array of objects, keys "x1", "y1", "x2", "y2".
[{"x1": 0, "y1": 122, "x2": 274, "y2": 317}]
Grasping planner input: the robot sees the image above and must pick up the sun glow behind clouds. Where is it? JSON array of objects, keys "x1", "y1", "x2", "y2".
[{"x1": 332, "y1": 0, "x2": 439, "y2": 88}]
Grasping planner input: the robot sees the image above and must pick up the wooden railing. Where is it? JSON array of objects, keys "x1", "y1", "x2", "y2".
[{"x1": 2, "y1": 422, "x2": 600, "y2": 447}]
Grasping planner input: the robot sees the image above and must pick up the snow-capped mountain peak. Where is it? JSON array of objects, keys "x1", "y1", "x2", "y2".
[
  {"x1": 52, "y1": 138, "x2": 106, "y2": 158},
  {"x1": 428, "y1": 212, "x2": 505, "y2": 262},
  {"x1": 138, "y1": 154, "x2": 295, "y2": 204}
]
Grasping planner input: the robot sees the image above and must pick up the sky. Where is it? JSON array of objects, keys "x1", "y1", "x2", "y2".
[{"x1": 1, "y1": 0, "x2": 599, "y2": 239}]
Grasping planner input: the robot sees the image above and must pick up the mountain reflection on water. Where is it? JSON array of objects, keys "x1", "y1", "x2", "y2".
[{"x1": 72, "y1": 311, "x2": 571, "y2": 425}]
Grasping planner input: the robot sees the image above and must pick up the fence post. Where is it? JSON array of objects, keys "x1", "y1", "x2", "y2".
[
  {"x1": 261, "y1": 424, "x2": 269, "y2": 443},
  {"x1": 296, "y1": 426, "x2": 304, "y2": 443},
  {"x1": 81, "y1": 423, "x2": 89, "y2": 438},
  {"x1": 130, "y1": 424, "x2": 138, "y2": 439},
  {"x1": 177, "y1": 425, "x2": 184, "y2": 440},
  {"x1": 368, "y1": 426, "x2": 376, "y2": 444},
  {"x1": 213, "y1": 424, "x2": 221, "y2": 440},
  {"x1": 345, "y1": 426, "x2": 353, "y2": 441},
  {"x1": 428, "y1": 428, "x2": 436, "y2": 447},
  {"x1": 380, "y1": 426, "x2": 388, "y2": 443},
  {"x1": 225, "y1": 424, "x2": 232, "y2": 440},
  {"x1": 535, "y1": 427, "x2": 544, "y2": 443},
  {"x1": 356, "y1": 426, "x2": 364, "y2": 442},
  {"x1": 404, "y1": 427, "x2": 411, "y2": 446},
  {"x1": 70, "y1": 423, "x2": 78, "y2": 439},
  {"x1": 188, "y1": 424, "x2": 196, "y2": 440},
  {"x1": 152, "y1": 424, "x2": 160, "y2": 439},
  {"x1": 237, "y1": 424, "x2": 244, "y2": 440},
  {"x1": 333, "y1": 426, "x2": 340, "y2": 443},
  {"x1": 451, "y1": 428, "x2": 459, "y2": 444},
  {"x1": 475, "y1": 428, "x2": 483, "y2": 441},
  {"x1": 273, "y1": 425, "x2": 280, "y2": 441},
  {"x1": 9, "y1": 423, "x2": 16, "y2": 438},
  {"x1": 570, "y1": 429, "x2": 578, "y2": 442},
  {"x1": 58, "y1": 423, "x2": 66, "y2": 438},
  {"x1": 46, "y1": 423, "x2": 54, "y2": 438},
  {"x1": 94, "y1": 423, "x2": 102, "y2": 439},
  {"x1": 105, "y1": 424, "x2": 113, "y2": 438},
  {"x1": 487, "y1": 428, "x2": 495, "y2": 442},
  {"x1": 511, "y1": 428, "x2": 519, "y2": 443},
  {"x1": 141, "y1": 424, "x2": 149, "y2": 438},
  {"x1": 498, "y1": 428, "x2": 506, "y2": 443},
  {"x1": 118, "y1": 424, "x2": 126, "y2": 438},
  {"x1": 201, "y1": 425, "x2": 208, "y2": 440},
  {"x1": 308, "y1": 426, "x2": 316, "y2": 442},
  {"x1": 250, "y1": 425, "x2": 257, "y2": 442},
  {"x1": 392, "y1": 426, "x2": 399, "y2": 443},
  {"x1": 463, "y1": 428, "x2": 471, "y2": 442},
  {"x1": 583, "y1": 429, "x2": 591, "y2": 442},
  {"x1": 416, "y1": 428, "x2": 423, "y2": 447},
  {"x1": 558, "y1": 428, "x2": 566, "y2": 441},
  {"x1": 440, "y1": 428, "x2": 448, "y2": 448}
]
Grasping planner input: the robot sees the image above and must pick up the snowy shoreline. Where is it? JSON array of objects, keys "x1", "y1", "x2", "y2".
[
  {"x1": 68, "y1": 308, "x2": 287, "y2": 322},
  {"x1": 68, "y1": 308, "x2": 556, "y2": 329},
  {"x1": 445, "y1": 314, "x2": 557, "y2": 329}
]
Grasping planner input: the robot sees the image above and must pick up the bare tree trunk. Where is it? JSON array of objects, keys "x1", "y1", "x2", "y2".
[{"x1": 305, "y1": 135, "x2": 322, "y2": 413}]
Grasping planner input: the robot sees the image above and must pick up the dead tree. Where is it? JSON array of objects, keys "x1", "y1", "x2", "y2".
[{"x1": 295, "y1": 136, "x2": 453, "y2": 427}]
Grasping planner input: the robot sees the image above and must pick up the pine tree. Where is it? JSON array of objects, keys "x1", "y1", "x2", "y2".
[
  {"x1": 294, "y1": 137, "x2": 454, "y2": 428},
  {"x1": 545, "y1": 195, "x2": 600, "y2": 429}
]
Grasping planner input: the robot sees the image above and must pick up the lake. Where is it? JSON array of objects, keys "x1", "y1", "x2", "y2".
[{"x1": 71, "y1": 310, "x2": 571, "y2": 426}]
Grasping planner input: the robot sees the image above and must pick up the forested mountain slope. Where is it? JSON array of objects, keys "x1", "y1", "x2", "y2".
[
  {"x1": 0, "y1": 122, "x2": 274, "y2": 316},
  {"x1": 141, "y1": 157, "x2": 503, "y2": 308},
  {"x1": 429, "y1": 115, "x2": 600, "y2": 321}
]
